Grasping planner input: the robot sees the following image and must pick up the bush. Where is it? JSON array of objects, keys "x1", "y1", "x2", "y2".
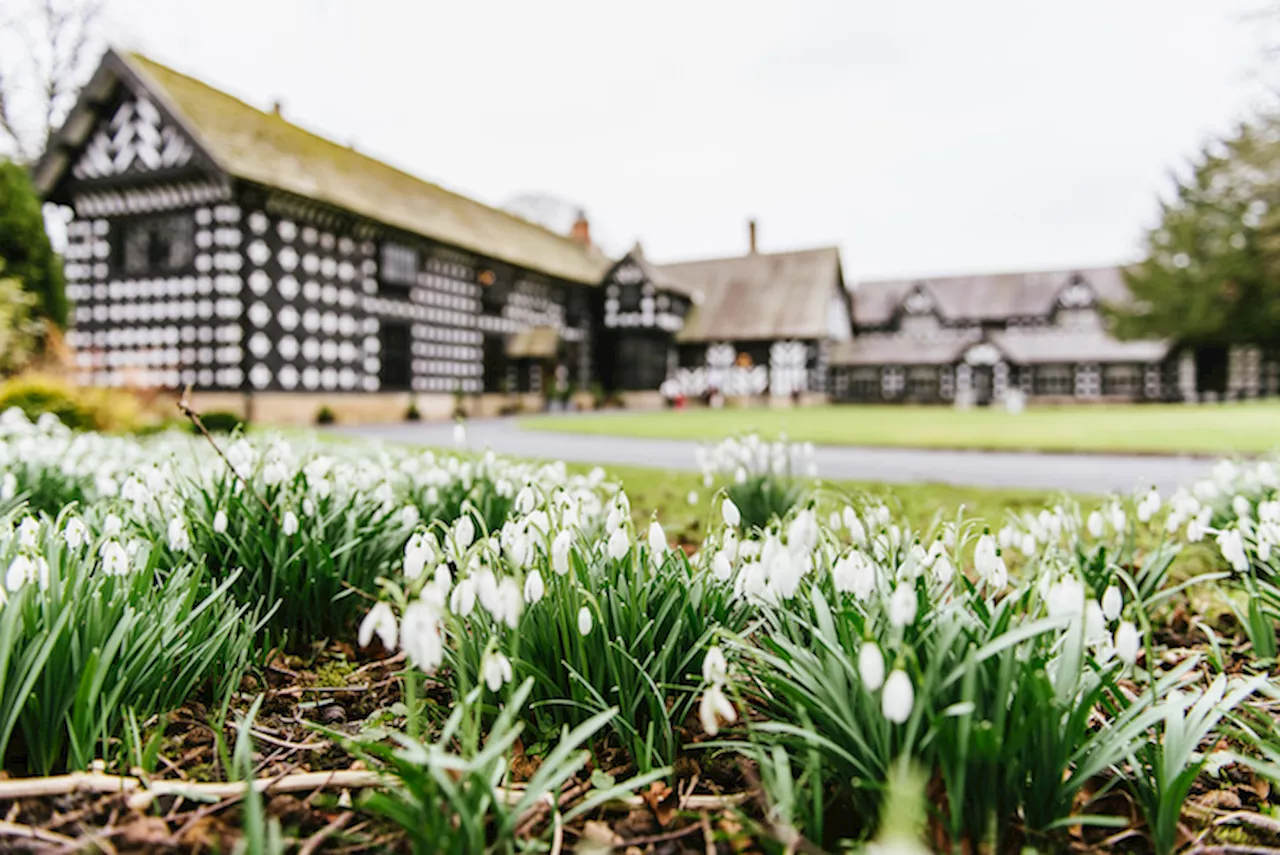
[
  {"x1": 315, "y1": 405, "x2": 337, "y2": 425},
  {"x1": 196, "y1": 410, "x2": 245, "y2": 434},
  {"x1": 0, "y1": 373, "x2": 141, "y2": 432},
  {"x1": 405, "y1": 402, "x2": 421, "y2": 422}
]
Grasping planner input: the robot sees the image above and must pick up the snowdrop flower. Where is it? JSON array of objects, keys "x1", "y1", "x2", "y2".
[
  {"x1": 833, "y1": 551, "x2": 876, "y2": 600},
  {"x1": 1101, "y1": 585, "x2": 1123, "y2": 621},
  {"x1": 858, "y1": 642, "x2": 885, "y2": 691},
  {"x1": 63, "y1": 517, "x2": 87, "y2": 549},
  {"x1": 1115, "y1": 620, "x2": 1140, "y2": 666},
  {"x1": 1047, "y1": 576, "x2": 1084, "y2": 618},
  {"x1": 888, "y1": 582, "x2": 917, "y2": 627},
  {"x1": 607, "y1": 526, "x2": 629, "y2": 560},
  {"x1": 786, "y1": 509, "x2": 818, "y2": 556},
  {"x1": 1019, "y1": 532, "x2": 1037, "y2": 557},
  {"x1": 523, "y1": 569, "x2": 545, "y2": 604},
  {"x1": 494, "y1": 578, "x2": 522, "y2": 628},
  {"x1": 1087, "y1": 510, "x2": 1104, "y2": 538},
  {"x1": 577, "y1": 604, "x2": 593, "y2": 636},
  {"x1": 1187, "y1": 506, "x2": 1212, "y2": 543},
  {"x1": 722, "y1": 498, "x2": 741, "y2": 528},
  {"x1": 358, "y1": 602, "x2": 398, "y2": 650},
  {"x1": 1137, "y1": 488, "x2": 1161, "y2": 523},
  {"x1": 213, "y1": 509, "x2": 228, "y2": 534},
  {"x1": 702, "y1": 472, "x2": 714, "y2": 488},
  {"x1": 1216, "y1": 529, "x2": 1250, "y2": 573},
  {"x1": 734, "y1": 466, "x2": 747, "y2": 485},
  {"x1": 932, "y1": 552, "x2": 955, "y2": 586},
  {"x1": 481, "y1": 650, "x2": 513, "y2": 692},
  {"x1": 302, "y1": 497, "x2": 316, "y2": 518},
  {"x1": 398, "y1": 505, "x2": 420, "y2": 528},
  {"x1": 712, "y1": 549, "x2": 733, "y2": 581},
  {"x1": 280, "y1": 510, "x2": 298, "y2": 536},
  {"x1": 101, "y1": 540, "x2": 129, "y2": 576},
  {"x1": 647, "y1": 520, "x2": 667, "y2": 556},
  {"x1": 453, "y1": 421, "x2": 467, "y2": 445},
  {"x1": 1233, "y1": 495, "x2": 1252, "y2": 519},
  {"x1": 5, "y1": 555, "x2": 34, "y2": 591},
  {"x1": 0, "y1": 472, "x2": 14, "y2": 501},
  {"x1": 167, "y1": 516, "x2": 190, "y2": 553},
  {"x1": 515, "y1": 487, "x2": 536, "y2": 515},
  {"x1": 974, "y1": 531, "x2": 1007, "y2": 589},
  {"x1": 450, "y1": 575, "x2": 477, "y2": 616},
  {"x1": 551, "y1": 530, "x2": 572, "y2": 575},
  {"x1": 699, "y1": 684, "x2": 737, "y2": 736},
  {"x1": 401, "y1": 599, "x2": 445, "y2": 672},
  {"x1": 102, "y1": 514, "x2": 120, "y2": 538},
  {"x1": 1084, "y1": 601, "x2": 1108, "y2": 645},
  {"x1": 687, "y1": 491, "x2": 699, "y2": 506},
  {"x1": 881, "y1": 670, "x2": 914, "y2": 724},
  {"x1": 454, "y1": 515, "x2": 476, "y2": 550},
  {"x1": 1108, "y1": 504, "x2": 1126, "y2": 534},
  {"x1": 702, "y1": 646, "x2": 728, "y2": 684},
  {"x1": 844, "y1": 508, "x2": 867, "y2": 546},
  {"x1": 17, "y1": 517, "x2": 39, "y2": 550},
  {"x1": 828, "y1": 511, "x2": 842, "y2": 530}
]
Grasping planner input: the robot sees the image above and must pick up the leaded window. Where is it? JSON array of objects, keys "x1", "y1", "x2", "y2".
[
  {"x1": 381, "y1": 242, "x2": 419, "y2": 286},
  {"x1": 115, "y1": 214, "x2": 195, "y2": 275},
  {"x1": 1034, "y1": 365, "x2": 1073, "y2": 396}
]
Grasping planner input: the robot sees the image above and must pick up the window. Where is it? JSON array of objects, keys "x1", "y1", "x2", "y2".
[
  {"x1": 849, "y1": 368, "x2": 881, "y2": 400},
  {"x1": 116, "y1": 215, "x2": 195, "y2": 275},
  {"x1": 616, "y1": 333, "x2": 668, "y2": 390},
  {"x1": 882, "y1": 366, "x2": 905, "y2": 398},
  {"x1": 1034, "y1": 365, "x2": 1073, "y2": 396},
  {"x1": 380, "y1": 242, "x2": 419, "y2": 286},
  {"x1": 1103, "y1": 364, "x2": 1142, "y2": 397},
  {"x1": 906, "y1": 366, "x2": 940, "y2": 400}
]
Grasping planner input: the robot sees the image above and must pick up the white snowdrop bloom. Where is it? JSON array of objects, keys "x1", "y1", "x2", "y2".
[
  {"x1": 495, "y1": 577, "x2": 522, "y2": 628},
  {"x1": 476, "y1": 568, "x2": 500, "y2": 614},
  {"x1": 1087, "y1": 510, "x2": 1104, "y2": 538},
  {"x1": 101, "y1": 540, "x2": 129, "y2": 576},
  {"x1": 1187, "y1": 506, "x2": 1212, "y2": 543},
  {"x1": 1019, "y1": 533, "x2": 1037, "y2": 557},
  {"x1": 881, "y1": 670, "x2": 914, "y2": 724},
  {"x1": 454, "y1": 515, "x2": 476, "y2": 550},
  {"x1": 828, "y1": 511, "x2": 842, "y2": 531},
  {"x1": 607, "y1": 526, "x2": 630, "y2": 560},
  {"x1": 974, "y1": 532, "x2": 1001, "y2": 583},
  {"x1": 702, "y1": 472, "x2": 714, "y2": 488},
  {"x1": 302, "y1": 497, "x2": 316, "y2": 517},
  {"x1": 932, "y1": 552, "x2": 955, "y2": 586},
  {"x1": 523, "y1": 569, "x2": 545, "y2": 604},
  {"x1": 722, "y1": 498, "x2": 741, "y2": 528},
  {"x1": 734, "y1": 466, "x2": 747, "y2": 485},
  {"x1": 17, "y1": 516, "x2": 39, "y2": 550},
  {"x1": 167, "y1": 517, "x2": 190, "y2": 552},
  {"x1": 1216, "y1": 529, "x2": 1250, "y2": 573},
  {"x1": 453, "y1": 421, "x2": 467, "y2": 445},
  {"x1": 766, "y1": 545, "x2": 804, "y2": 600},
  {"x1": 858, "y1": 642, "x2": 885, "y2": 691},
  {"x1": 515, "y1": 486, "x2": 536, "y2": 515},
  {"x1": 507, "y1": 532, "x2": 532, "y2": 569},
  {"x1": 703, "y1": 646, "x2": 728, "y2": 684},
  {"x1": 996, "y1": 526, "x2": 1014, "y2": 550},
  {"x1": 987, "y1": 552, "x2": 1008, "y2": 590},
  {"x1": 786, "y1": 509, "x2": 818, "y2": 556},
  {"x1": 1137, "y1": 488, "x2": 1161, "y2": 523},
  {"x1": 1233, "y1": 495, "x2": 1252, "y2": 519},
  {"x1": 551, "y1": 530, "x2": 573, "y2": 575},
  {"x1": 213, "y1": 509, "x2": 228, "y2": 534},
  {"x1": 888, "y1": 582, "x2": 917, "y2": 627},
  {"x1": 1115, "y1": 620, "x2": 1140, "y2": 666},
  {"x1": 481, "y1": 650, "x2": 514, "y2": 692},
  {"x1": 63, "y1": 517, "x2": 87, "y2": 549},
  {"x1": 358, "y1": 601, "x2": 398, "y2": 650},
  {"x1": 5, "y1": 555, "x2": 34, "y2": 591},
  {"x1": 450, "y1": 575, "x2": 477, "y2": 616},
  {"x1": 833, "y1": 552, "x2": 876, "y2": 600},
  {"x1": 606, "y1": 505, "x2": 624, "y2": 534},
  {"x1": 737, "y1": 560, "x2": 769, "y2": 602},
  {"x1": 282, "y1": 510, "x2": 299, "y2": 536},
  {"x1": 401, "y1": 600, "x2": 445, "y2": 672},
  {"x1": 648, "y1": 520, "x2": 667, "y2": 555},
  {"x1": 698, "y1": 683, "x2": 737, "y2": 736},
  {"x1": 1047, "y1": 576, "x2": 1085, "y2": 618},
  {"x1": 712, "y1": 549, "x2": 733, "y2": 581},
  {"x1": 0, "y1": 472, "x2": 14, "y2": 500},
  {"x1": 577, "y1": 604, "x2": 594, "y2": 636},
  {"x1": 1101, "y1": 585, "x2": 1123, "y2": 621},
  {"x1": 843, "y1": 507, "x2": 866, "y2": 545},
  {"x1": 1108, "y1": 504, "x2": 1126, "y2": 534},
  {"x1": 263, "y1": 460, "x2": 289, "y2": 486},
  {"x1": 687, "y1": 491, "x2": 699, "y2": 506},
  {"x1": 425, "y1": 486, "x2": 440, "y2": 505},
  {"x1": 1084, "y1": 601, "x2": 1108, "y2": 645}
]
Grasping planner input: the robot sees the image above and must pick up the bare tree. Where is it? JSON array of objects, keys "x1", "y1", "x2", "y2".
[{"x1": 0, "y1": 0, "x2": 104, "y2": 163}]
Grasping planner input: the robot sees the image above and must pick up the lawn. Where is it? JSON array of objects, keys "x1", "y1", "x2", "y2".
[{"x1": 521, "y1": 400, "x2": 1280, "y2": 455}]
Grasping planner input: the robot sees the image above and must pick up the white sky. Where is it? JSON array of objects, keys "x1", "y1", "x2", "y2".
[{"x1": 94, "y1": 0, "x2": 1273, "y2": 279}]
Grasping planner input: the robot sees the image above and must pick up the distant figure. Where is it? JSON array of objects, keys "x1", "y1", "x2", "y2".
[{"x1": 660, "y1": 377, "x2": 680, "y2": 409}]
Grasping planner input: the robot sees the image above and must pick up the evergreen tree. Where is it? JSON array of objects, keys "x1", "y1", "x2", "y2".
[
  {"x1": 0, "y1": 159, "x2": 66, "y2": 328},
  {"x1": 1113, "y1": 115, "x2": 1280, "y2": 351}
]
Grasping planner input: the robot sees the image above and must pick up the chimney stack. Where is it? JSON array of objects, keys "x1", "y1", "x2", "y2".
[
  {"x1": 271, "y1": 99, "x2": 284, "y2": 117},
  {"x1": 748, "y1": 219, "x2": 758, "y2": 254},
  {"x1": 569, "y1": 209, "x2": 591, "y2": 246}
]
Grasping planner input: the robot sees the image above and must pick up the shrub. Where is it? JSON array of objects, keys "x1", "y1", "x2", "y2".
[
  {"x1": 0, "y1": 373, "x2": 141, "y2": 432},
  {"x1": 405, "y1": 401, "x2": 421, "y2": 421},
  {"x1": 315, "y1": 405, "x2": 337, "y2": 425},
  {"x1": 196, "y1": 410, "x2": 245, "y2": 434}
]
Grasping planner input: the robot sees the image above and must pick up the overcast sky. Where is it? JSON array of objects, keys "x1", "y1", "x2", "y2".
[{"x1": 96, "y1": 0, "x2": 1271, "y2": 279}]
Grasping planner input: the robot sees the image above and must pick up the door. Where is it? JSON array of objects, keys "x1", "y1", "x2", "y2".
[
  {"x1": 971, "y1": 366, "x2": 993, "y2": 406},
  {"x1": 380, "y1": 322, "x2": 412, "y2": 391}
]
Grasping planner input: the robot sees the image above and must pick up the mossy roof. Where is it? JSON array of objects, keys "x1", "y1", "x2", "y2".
[{"x1": 123, "y1": 53, "x2": 610, "y2": 285}]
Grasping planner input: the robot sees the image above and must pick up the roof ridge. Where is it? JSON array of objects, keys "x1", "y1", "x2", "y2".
[
  {"x1": 123, "y1": 51, "x2": 602, "y2": 262},
  {"x1": 656, "y1": 244, "x2": 840, "y2": 268},
  {"x1": 857, "y1": 262, "x2": 1125, "y2": 287}
]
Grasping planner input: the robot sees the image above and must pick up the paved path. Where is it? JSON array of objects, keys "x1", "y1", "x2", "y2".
[{"x1": 337, "y1": 418, "x2": 1218, "y2": 494}]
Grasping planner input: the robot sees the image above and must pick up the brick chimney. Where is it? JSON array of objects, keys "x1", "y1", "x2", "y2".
[
  {"x1": 748, "y1": 218, "x2": 758, "y2": 254},
  {"x1": 271, "y1": 99, "x2": 284, "y2": 117},
  {"x1": 569, "y1": 209, "x2": 591, "y2": 246}
]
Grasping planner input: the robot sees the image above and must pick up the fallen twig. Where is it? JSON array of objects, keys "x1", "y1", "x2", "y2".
[
  {"x1": 298, "y1": 810, "x2": 353, "y2": 855},
  {"x1": 0, "y1": 820, "x2": 78, "y2": 846},
  {"x1": 177, "y1": 384, "x2": 280, "y2": 526}
]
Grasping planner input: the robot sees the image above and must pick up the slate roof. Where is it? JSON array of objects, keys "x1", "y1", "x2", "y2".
[
  {"x1": 38, "y1": 49, "x2": 610, "y2": 285},
  {"x1": 655, "y1": 247, "x2": 843, "y2": 342},
  {"x1": 829, "y1": 331, "x2": 983, "y2": 366},
  {"x1": 852, "y1": 266, "x2": 1131, "y2": 326},
  {"x1": 989, "y1": 329, "x2": 1169, "y2": 364}
]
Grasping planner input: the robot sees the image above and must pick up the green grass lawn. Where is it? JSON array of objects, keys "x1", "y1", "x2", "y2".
[{"x1": 524, "y1": 401, "x2": 1280, "y2": 455}]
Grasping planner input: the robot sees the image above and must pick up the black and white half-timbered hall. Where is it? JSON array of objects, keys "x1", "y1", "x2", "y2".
[{"x1": 31, "y1": 50, "x2": 1279, "y2": 420}]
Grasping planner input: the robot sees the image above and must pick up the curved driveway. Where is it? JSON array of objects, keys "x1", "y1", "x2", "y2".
[{"x1": 338, "y1": 417, "x2": 1217, "y2": 495}]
